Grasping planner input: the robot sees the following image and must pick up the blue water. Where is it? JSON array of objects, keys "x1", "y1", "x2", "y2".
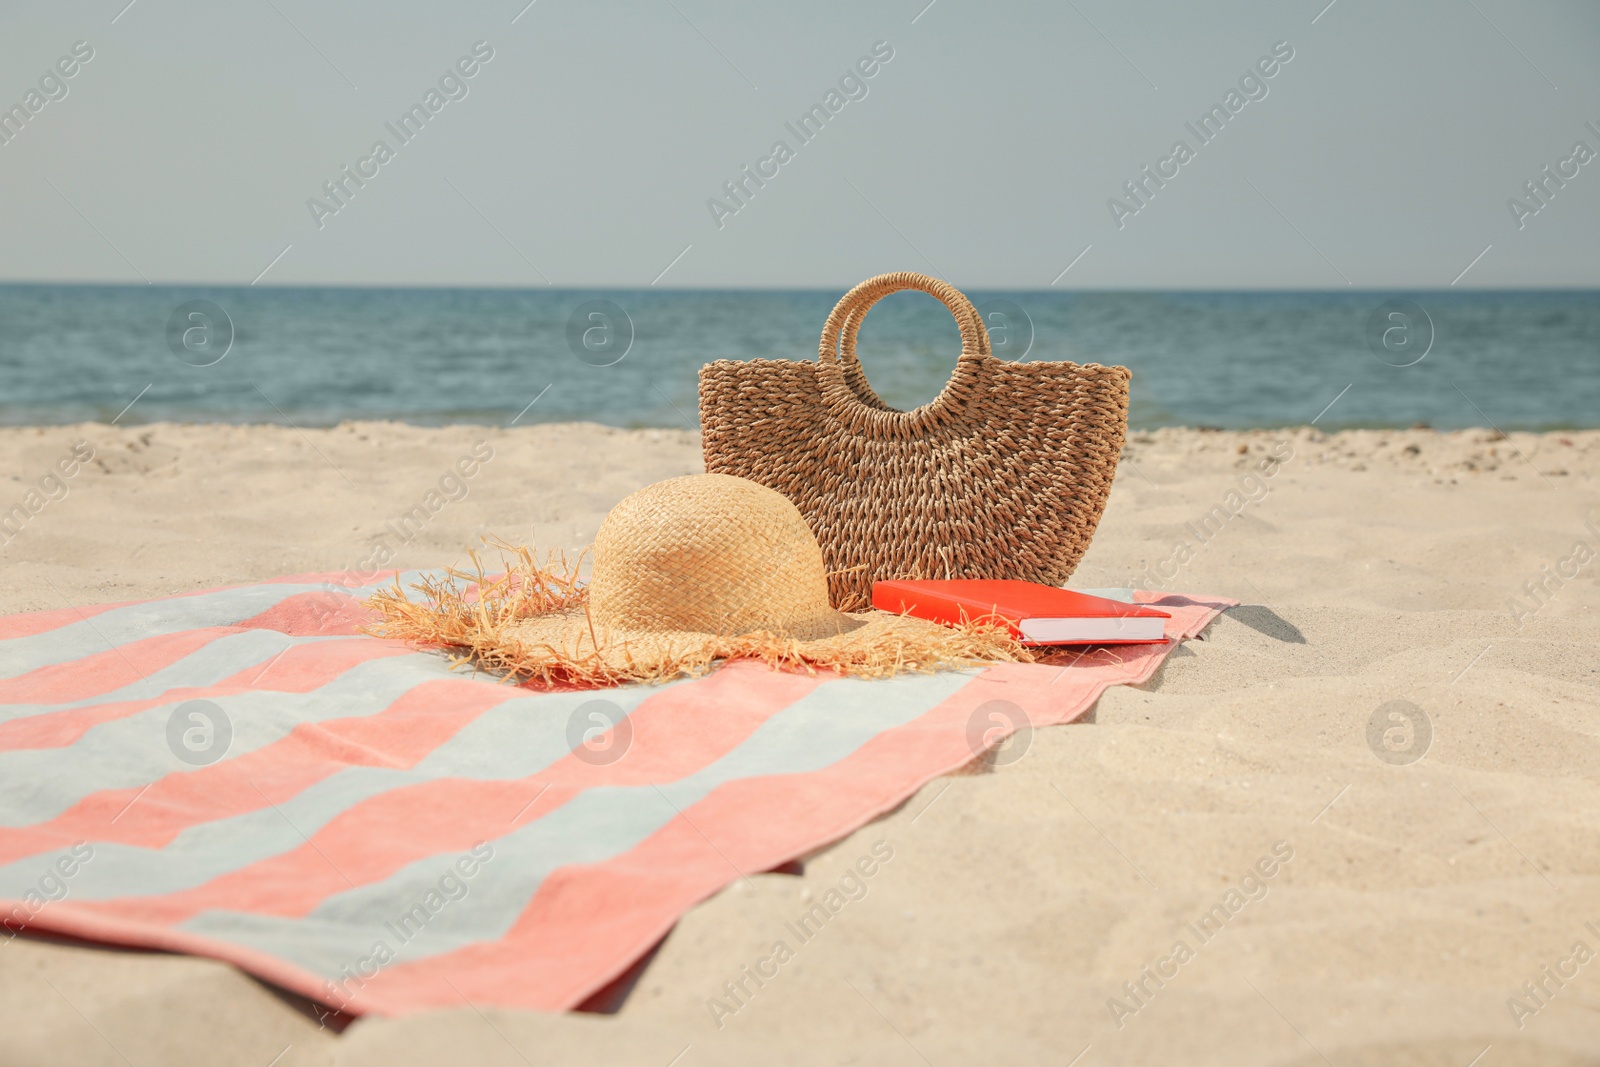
[{"x1": 0, "y1": 286, "x2": 1594, "y2": 430}]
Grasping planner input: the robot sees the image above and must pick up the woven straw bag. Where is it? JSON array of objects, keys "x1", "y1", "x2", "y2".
[{"x1": 699, "y1": 272, "x2": 1131, "y2": 610}]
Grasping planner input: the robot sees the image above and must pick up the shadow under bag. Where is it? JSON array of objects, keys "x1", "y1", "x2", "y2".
[{"x1": 699, "y1": 271, "x2": 1131, "y2": 611}]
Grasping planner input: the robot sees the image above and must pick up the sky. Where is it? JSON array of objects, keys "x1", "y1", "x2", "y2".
[{"x1": 0, "y1": 0, "x2": 1596, "y2": 290}]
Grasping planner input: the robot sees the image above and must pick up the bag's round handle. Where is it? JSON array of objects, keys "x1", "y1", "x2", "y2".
[{"x1": 816, "y1": 272, "x2": 993, "y2": 437}]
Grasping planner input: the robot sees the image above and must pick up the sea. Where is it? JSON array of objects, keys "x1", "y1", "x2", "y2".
[{"x1": 1, "y1": 286, "x2": 1594, "y2": 431}]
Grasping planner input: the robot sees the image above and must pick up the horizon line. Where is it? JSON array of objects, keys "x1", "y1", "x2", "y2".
[{"x1": 0, "y1": 280, "x2": 1596, "y2": 295}]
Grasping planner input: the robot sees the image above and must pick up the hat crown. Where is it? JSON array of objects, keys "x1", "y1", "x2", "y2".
[{"x1": 589, "y1": 474, "x2": 837, "y2": 637}]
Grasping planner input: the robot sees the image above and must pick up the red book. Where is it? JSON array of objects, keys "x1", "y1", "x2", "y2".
[{"x1": 871, "y1": 579, "x2": 1170, "y2": 646}]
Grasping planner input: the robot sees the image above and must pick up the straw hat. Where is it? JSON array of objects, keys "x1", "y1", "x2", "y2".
[{"x1": 369, "y1": 474, "x2": 1026, "y2": 686}]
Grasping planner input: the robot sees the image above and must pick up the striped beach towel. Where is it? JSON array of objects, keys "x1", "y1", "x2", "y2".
[{"x1": 0, "y1": 572, "x2": 1231, "y2": 1017}]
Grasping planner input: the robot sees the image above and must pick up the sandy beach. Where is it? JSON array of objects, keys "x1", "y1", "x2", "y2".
[{"x1": 3, "y1": 420, "x2": 1598, "y2": 1066}]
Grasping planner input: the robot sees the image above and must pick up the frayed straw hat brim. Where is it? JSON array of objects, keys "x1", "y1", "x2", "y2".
[
  {"x1": 503, "y1": 606, "x2": 1004, "y2": 681},
  {"x1": 364, "y1": 547, "x2": 1029, "y2": 688},
  {"x1": 366, "y1": 473, "x2": 1034, "y2": 687}
]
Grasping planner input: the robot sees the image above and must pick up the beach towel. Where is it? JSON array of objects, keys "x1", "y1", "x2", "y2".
[{"x1": 0, "y1": 572, "x2": 1232, "y2": 1017}]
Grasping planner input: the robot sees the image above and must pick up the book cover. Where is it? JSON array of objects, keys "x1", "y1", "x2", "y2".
[{"x1": 872, "y1": 579, "x2": 1171, "y2": 646}]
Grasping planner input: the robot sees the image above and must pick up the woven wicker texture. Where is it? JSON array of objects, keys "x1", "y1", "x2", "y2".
[{"x1": 699, "y1": 272, "x2": 1132, "y2": 609}]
